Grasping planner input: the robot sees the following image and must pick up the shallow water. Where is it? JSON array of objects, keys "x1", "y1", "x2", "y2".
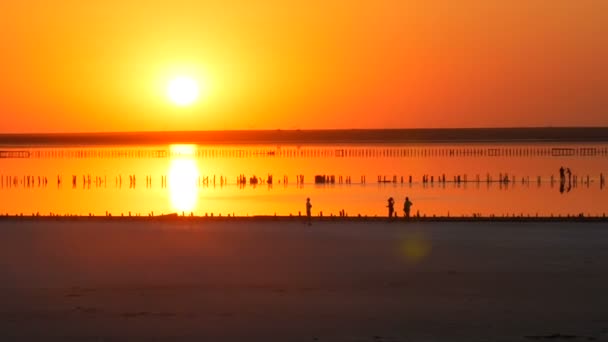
[{"x1": 0, "y1": 143, "x2": 607, "y2": 217}]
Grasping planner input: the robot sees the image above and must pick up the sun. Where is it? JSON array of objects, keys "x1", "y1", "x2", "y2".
[{"x1": 167, "y1": 76, "x2": 199, "y2": 106}]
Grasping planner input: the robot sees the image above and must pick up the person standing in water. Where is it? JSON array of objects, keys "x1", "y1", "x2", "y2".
[
  {"x1": 387, "y1": 197, "x2": 395, "y2": 219},
  {"x1": 403, "y1": 196, "x2": 413, "y2": 218},
  {"x1": 306, "y1": 198, "x2": 312, "y2": 225}
]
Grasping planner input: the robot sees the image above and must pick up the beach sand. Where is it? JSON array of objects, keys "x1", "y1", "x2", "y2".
[{"x1": 1, "y1": 219, "x2": 607, "y2": 341}]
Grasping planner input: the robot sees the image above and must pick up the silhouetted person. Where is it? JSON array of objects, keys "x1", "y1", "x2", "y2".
[
  {"x1": 559, "y1": 166, "x2": 565, "y2": 183},
  {"x1": 387, "y1": 197, "x2": 395, "y2": 219},
  {"x1": 306, "y1": 198, "x2": 312, "y2": 225},
  {"x1": 567, "y1": 168, "x2": 572, "y2": 185},
  {"x1": 403, "y1": 196, "x2": 413, "y2": 218}
]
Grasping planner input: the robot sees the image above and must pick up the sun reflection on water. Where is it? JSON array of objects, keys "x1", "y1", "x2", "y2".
[{"x1": 168, "y1": 145, "x2": 200, "y2": 213}]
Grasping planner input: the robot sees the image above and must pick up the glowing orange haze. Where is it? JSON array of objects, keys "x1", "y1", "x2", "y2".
[{"x1": 0, "y1": 1, "x2": 606, "y2": 133}]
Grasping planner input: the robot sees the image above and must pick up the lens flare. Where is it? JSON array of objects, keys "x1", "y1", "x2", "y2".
[{"x1": 401, "y1": 233, "x2": 432, "y2": 263}]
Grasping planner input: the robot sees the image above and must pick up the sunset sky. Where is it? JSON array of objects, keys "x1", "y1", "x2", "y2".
[{"x1": 1, "y1": 1, "x2": 606, "y2": 133}]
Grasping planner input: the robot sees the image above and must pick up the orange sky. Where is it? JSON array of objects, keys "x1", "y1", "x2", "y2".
[{"x1": 1, "y1": 1, "x2": 606, "y2": 133}]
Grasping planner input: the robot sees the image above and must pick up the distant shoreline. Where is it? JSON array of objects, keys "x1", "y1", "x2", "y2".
[{"x1": 1, "y1": 127, "x2": 608, "y2": 146}]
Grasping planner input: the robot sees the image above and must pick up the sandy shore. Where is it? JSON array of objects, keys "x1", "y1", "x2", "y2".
[{"x1": 1, "y1": 219, "x2": 608, "y2": 341}]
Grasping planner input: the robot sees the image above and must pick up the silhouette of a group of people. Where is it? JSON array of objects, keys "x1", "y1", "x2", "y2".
[
  {"x1": 304, "y1": 196, "x2": 414, "y2": 225},
  {"x1": 387, "y1": 196, "x2": 413, "y2": 219}
]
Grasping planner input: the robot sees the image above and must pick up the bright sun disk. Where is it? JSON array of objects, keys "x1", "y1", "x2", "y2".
[{"x1": 167, "y1": 77, "x2": 199, "y2": 106}]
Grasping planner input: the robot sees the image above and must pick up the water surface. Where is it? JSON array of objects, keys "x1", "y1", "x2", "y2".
[{"x1": 1, "y1": 143, "x2": 607, "y2": 217}]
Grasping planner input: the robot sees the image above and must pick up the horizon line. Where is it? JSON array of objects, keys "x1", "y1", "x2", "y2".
[{"x1": 1, "y1": 127, "x2": 608, "y2": 145}]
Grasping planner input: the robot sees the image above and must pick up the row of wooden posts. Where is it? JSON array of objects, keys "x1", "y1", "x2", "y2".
[
  {"x1": 4, "y1": 211, "x2": 608, "y2": 219},
  {"x1": 2, "y1": 146, "x2": 608, "y2": 160},
  {"x1": 1, "y1": 173, "x2": 605, "y2": 190}
]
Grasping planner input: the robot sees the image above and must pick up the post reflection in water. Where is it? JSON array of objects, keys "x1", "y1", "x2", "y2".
[{"x1": 168, "y1": 145, "x2": 200, "y2": 213}]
